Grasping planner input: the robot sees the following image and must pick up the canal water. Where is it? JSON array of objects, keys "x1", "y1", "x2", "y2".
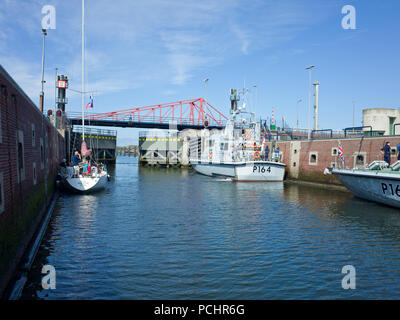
[{"x1": 21, "y1": 156, "x2": 400, "y2": 299}]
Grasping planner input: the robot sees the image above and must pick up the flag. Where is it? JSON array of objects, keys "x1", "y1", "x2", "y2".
[
  {"x1": 338, "y1": 140, "x2": 344, "y2": 165},
  {"x1": 261, "y1": 134, "x2": 266, "y2": 152},
  {"x1": 85, "y1": 95, "x2": 93, "y2": 109},
  {"x1": 81, "y1": 140, "x2": 92, "y2": 158}
]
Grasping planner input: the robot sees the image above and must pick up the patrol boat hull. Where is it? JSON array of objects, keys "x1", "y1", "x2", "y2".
[
  {"x1": 192, "y1": 161, "x2": 285, "y2": 181},
  {"x1": 332, "y1": 168, "x2": 400, "y2": 208}
]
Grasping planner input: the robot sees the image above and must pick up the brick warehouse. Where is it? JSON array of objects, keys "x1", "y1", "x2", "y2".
[
  {"x1": 0, "y1": 65, "x2": 65, "y2": 297},
  {"x1": 272, "y1": 136, "x2": 400, "y2": 184}
]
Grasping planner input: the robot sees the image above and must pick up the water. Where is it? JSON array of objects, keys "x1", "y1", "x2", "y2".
[{"x1": 21, "y1": 156, "x2": 400, "y2": 299}]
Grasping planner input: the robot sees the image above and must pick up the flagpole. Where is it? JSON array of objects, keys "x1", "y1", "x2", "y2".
[{"x1": 81, "y1": 0, "x2": 85, "y2": 142}]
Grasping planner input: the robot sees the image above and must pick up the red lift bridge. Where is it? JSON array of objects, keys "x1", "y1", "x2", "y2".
[{"x1": 68, "y1": 98, "x2": 229, "y2": 130}]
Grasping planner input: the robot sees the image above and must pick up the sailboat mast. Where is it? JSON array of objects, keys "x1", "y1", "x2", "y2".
[{"x1": 81, "y1": 0, "x2": 85, "y2": 141}]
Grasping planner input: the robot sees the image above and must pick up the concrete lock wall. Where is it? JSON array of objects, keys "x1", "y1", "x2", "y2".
[
  {"x1": 0, "y1": 65, "x2": 66, "y2": 297},
  {"x1": 138, "y1": 129, "x2": 204, "y2": 166}
]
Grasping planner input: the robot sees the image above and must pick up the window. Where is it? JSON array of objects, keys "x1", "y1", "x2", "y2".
[
  {"x1": 32, "y1": 123, "x2": 36, "y2": 147},
  {"x1": 0, "y1": 173, "x2": 4, "y2": 214},
  {"x1": 356, "y1": 155, "x2": 364, "y2": 165},
  {"x1": 16, "y1": 130, "x2": 25, "y2": 182},
  {"x1": 309, "y1": 152, "x2": 318, "y2": 165},
  {"x1": 353, "y1": 153, "x2": 366, "y2": 168},
  {"x1": 293, "y1": 162, "x2": 296, "y2": 167},
  {"x1": 40, "y1": 138, "x2": 44, "y2": 169},
  {"x1": 0, "y1": 86, "x2": 6, "y2": 144},
  {"x1": 33, "y1": 162, "x2": 37, "y2": 185},
  {"x1": 332, "y1": 148, "x2": 338, "y2": 156},
  {"x1": 294, "y1": 149, "x2": 297, "y2": 154},
  {"x1": 391, "y1": 148, "x2": 396, "y2": 155}
]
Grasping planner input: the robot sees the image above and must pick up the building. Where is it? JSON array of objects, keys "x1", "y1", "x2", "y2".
[
  {"x1": 0, "y1": 65, "x2": 65, "y2": 297},
  {"x1": 363, "y1": 108, "x2": 400, "y2": 136}
]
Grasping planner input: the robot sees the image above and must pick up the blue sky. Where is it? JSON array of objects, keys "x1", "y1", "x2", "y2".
[{"x1": 1, "y1": 0, "x2": 399, "y2": 145}]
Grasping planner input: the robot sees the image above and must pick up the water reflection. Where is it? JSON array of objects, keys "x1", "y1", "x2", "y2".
[{"x1": 21, "y1": 156, "x2": 400, "y2": 299}]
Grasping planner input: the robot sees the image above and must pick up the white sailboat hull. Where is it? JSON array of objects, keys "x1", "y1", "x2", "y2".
[
  {"x1": 332, "y1": 168, "x2": 400, "y2": 208},
  {"x1": 63, "y1": 172, "x2": 108, "y2": 193},
  {"x1": 192, "y1": 161, "x2": 285, "y2": 181}
]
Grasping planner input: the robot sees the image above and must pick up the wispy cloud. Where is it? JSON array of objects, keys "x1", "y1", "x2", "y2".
[{"x1": 0, "y1": 0, "x2": 330, "y2": 110}]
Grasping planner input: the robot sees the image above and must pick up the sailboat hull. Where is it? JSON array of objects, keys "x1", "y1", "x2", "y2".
[{"x1": 62, "y1": 172, "x2": 108, "y2": 193}]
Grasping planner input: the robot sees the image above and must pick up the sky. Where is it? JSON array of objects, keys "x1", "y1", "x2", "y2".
[{"x1": 1, "y1": 0, "x2": 400, "y2": 145}]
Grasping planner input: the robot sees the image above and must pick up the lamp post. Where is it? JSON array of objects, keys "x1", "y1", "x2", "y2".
[
  {"x1": 352, "y1": 100, "x2": 355, "y2": 133},
  {"x1": 253, "y1": 85, "x2": 258, "y2": 121},
  {"x1": 296, "y1": 98, "x2": 302, "y2": 129},
  {"x1": 305, "y1": 65, "x2": 315, "y2": 139},
  {"x1": 203, "y1": 78, "x2": 209, "y2": 102},
  {"x1": 40, "y1": 28, "x2": 47, "y2": 113}
]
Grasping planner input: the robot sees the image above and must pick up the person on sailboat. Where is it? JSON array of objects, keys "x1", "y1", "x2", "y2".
[
  {"x1": 72, "y1": 151, "x2": 81, "y2": 177},
  {"x1": 82, "y1": 160, "x2": 89, "y2": 175}
]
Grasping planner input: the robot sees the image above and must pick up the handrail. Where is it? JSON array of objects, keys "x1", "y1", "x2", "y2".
[
  {"x1": 72, "y1": 125, "x2": 117, "y2": 136},
  {"x1": 311, "y1": 129, "x2": 333, "y2": 139},
  {"x1": 344, "y1": 126, "x2": 372, "y2": 137}
]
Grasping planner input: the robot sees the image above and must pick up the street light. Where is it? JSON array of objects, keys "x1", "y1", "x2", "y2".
[
  {"x1": 253, "y1": 85, "x2": 258, "y2": 120},
  {"x1": 40, "y1": 28, "x2": 47, "y2": 113},
  {"x1": 305, "y1": 65, "x2": 315, "y2": 139},
  {"x1": 296, "y1": 98, "x2": 302, "y2": 129},
  {"x1": 203, "y1": 78, "x2": 209, "y2": 102}
]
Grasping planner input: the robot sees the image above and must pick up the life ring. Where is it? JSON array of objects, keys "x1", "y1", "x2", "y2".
[
  {"x1": 254, "y1": 151, "x2": 261, "y2": 159},
  {"x1": 209, "y1": 151, "x2": 213, "y2": 159}
]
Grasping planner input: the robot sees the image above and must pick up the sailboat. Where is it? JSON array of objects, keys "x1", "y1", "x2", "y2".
[{"x1": 59, "y1": 0, "x2": 108, "y2": 192}]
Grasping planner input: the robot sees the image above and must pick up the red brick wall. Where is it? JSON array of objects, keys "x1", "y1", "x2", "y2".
[
  {"x1": 0, "y1": 66, "x2": 65, "y2": 296},
  {"x1": 274, "y1": 137, "x2": 400, "y2": 184}
]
